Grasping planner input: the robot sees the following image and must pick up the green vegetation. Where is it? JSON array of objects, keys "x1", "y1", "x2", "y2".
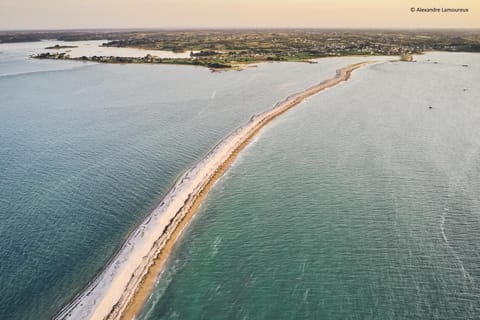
[
  {"x1": 32, "y1": 52, "x2": 235, "y2": 70},
  {"x1": 25, "y1": 29, "x2": 480, "y2": 70}
]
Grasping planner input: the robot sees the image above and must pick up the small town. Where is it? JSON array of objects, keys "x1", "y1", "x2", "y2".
[{"x1": 19, "y1": 29, "x2": 480, "y2": 69}]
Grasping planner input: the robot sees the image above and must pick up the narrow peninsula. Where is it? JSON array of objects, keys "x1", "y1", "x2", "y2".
[{"x1": 55, "y1": 60, "x2": 378, "y2": 320}]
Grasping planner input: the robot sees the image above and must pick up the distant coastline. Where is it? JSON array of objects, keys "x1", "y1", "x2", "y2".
[
  {"x1": 31, "y1": 52, "x2": 242, "y2": 71},
  {"x1": 22, "y1": 29, "x2": 479, "y2": 70}
]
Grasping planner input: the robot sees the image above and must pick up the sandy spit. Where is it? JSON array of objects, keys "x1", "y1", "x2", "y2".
[{"x1": 55, "y1": 60, "x2": 376, "y2": 320}]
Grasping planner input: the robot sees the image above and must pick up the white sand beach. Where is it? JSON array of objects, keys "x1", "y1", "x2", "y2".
[{"x1": 55, "y1": 60, "x2": 381, "y2": 320}]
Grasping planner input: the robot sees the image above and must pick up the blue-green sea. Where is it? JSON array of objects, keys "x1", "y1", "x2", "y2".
[
  {"x1": 0, "y1": 41, "x2": 375, "y2": 319},
  {"x1": 139, "y1": 53, "x2": 480, "y2": 320}
]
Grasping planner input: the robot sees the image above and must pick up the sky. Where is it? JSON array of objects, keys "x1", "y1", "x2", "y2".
[{"x1": 0, "y1": 0, "x2": 479, "y2": 30}]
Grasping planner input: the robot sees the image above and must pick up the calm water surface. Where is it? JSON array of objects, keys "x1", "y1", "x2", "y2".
[
  {"x1": 139, "y1": 53, "x2": 480, "y2": 320},
  {"x1": 0, "y1": 41, "x2": 372, "y2": 319}
]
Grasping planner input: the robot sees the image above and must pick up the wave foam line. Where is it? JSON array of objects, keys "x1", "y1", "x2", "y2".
[{"x1": 440, "y1": 208, "x2": 472, "y2": 282}]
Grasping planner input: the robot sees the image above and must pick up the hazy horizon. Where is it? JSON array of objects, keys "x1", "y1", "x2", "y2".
[
  {"x1": 1, "y1": 0, "x2": 479, "y2": 30},
  {"x1": 2, "y1": 27, "x2": 480, "y2": 32}
]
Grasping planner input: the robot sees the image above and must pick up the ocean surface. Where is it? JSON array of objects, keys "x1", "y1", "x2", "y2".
[
  {"x1": 0, "y1": 41, "x2": 374, "y2": 320},
  {"x1": 138, "y1": 53, "x2": 480, "y2": 320}
]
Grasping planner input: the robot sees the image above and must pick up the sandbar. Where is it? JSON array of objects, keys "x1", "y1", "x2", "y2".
[{"x1": 55, "y1": 60, "x2": 377, "y2": 320}]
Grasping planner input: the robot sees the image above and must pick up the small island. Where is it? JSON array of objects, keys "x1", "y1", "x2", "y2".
[
  {"x1": 45, "y1": 44, "x2": 78, "y2": 49},
  {"x1": 32, "y1": 52, "x2": 238, "y2": 70}
]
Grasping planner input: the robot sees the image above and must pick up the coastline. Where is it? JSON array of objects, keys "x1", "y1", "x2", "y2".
[
  {"x1": 30, "y1": 52, "x2": 322, "y2": 71},
  {"x1": 55, "y1": 60, "x2": 380, "y2": 320},
  {"x1": 29, "y1": 40, "x2": 395, "y2": 71}
]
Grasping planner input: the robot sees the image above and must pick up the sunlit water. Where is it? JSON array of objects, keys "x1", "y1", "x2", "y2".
[
  {"x1": 0, "y1": 42, "x2": 376, "y2": 319},
  {"x1": 139, "y1": 53, "x2": 480, "y2": 320},
  {"x1": 40, "y1": 40, "x2": 193, "y2": 58}
]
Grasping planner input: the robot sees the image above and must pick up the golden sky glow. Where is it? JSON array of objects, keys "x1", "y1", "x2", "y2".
[{"x1": 1, "y1": 0, "x2": 479, "y2": 30}]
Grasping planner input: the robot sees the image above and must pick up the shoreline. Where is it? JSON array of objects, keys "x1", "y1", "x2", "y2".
[
  {"x1": 54, "y1": 60, "x2": 379, "y2": 320},
  {"x1": 30, "y1": 42, "x2": 395, "y2": 71}
]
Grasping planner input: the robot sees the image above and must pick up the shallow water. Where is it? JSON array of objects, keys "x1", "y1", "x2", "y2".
[
  {"x1": 0, "y1": 42, "x2": 374, "y2": 319},
  {"x1": 139, "y1": 53, "x2": 480, "y2": 320},
  {"x1": 40, "y1": 40, "x2": 193, "y2": 58}
]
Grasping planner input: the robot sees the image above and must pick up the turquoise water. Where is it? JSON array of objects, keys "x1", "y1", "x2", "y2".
[
  {"x1": 0, "y1": 41, "x2": 372, "y2": 319},
  {"x1": 139, "y1": 53, "x2": 480, "y2": 320}
]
